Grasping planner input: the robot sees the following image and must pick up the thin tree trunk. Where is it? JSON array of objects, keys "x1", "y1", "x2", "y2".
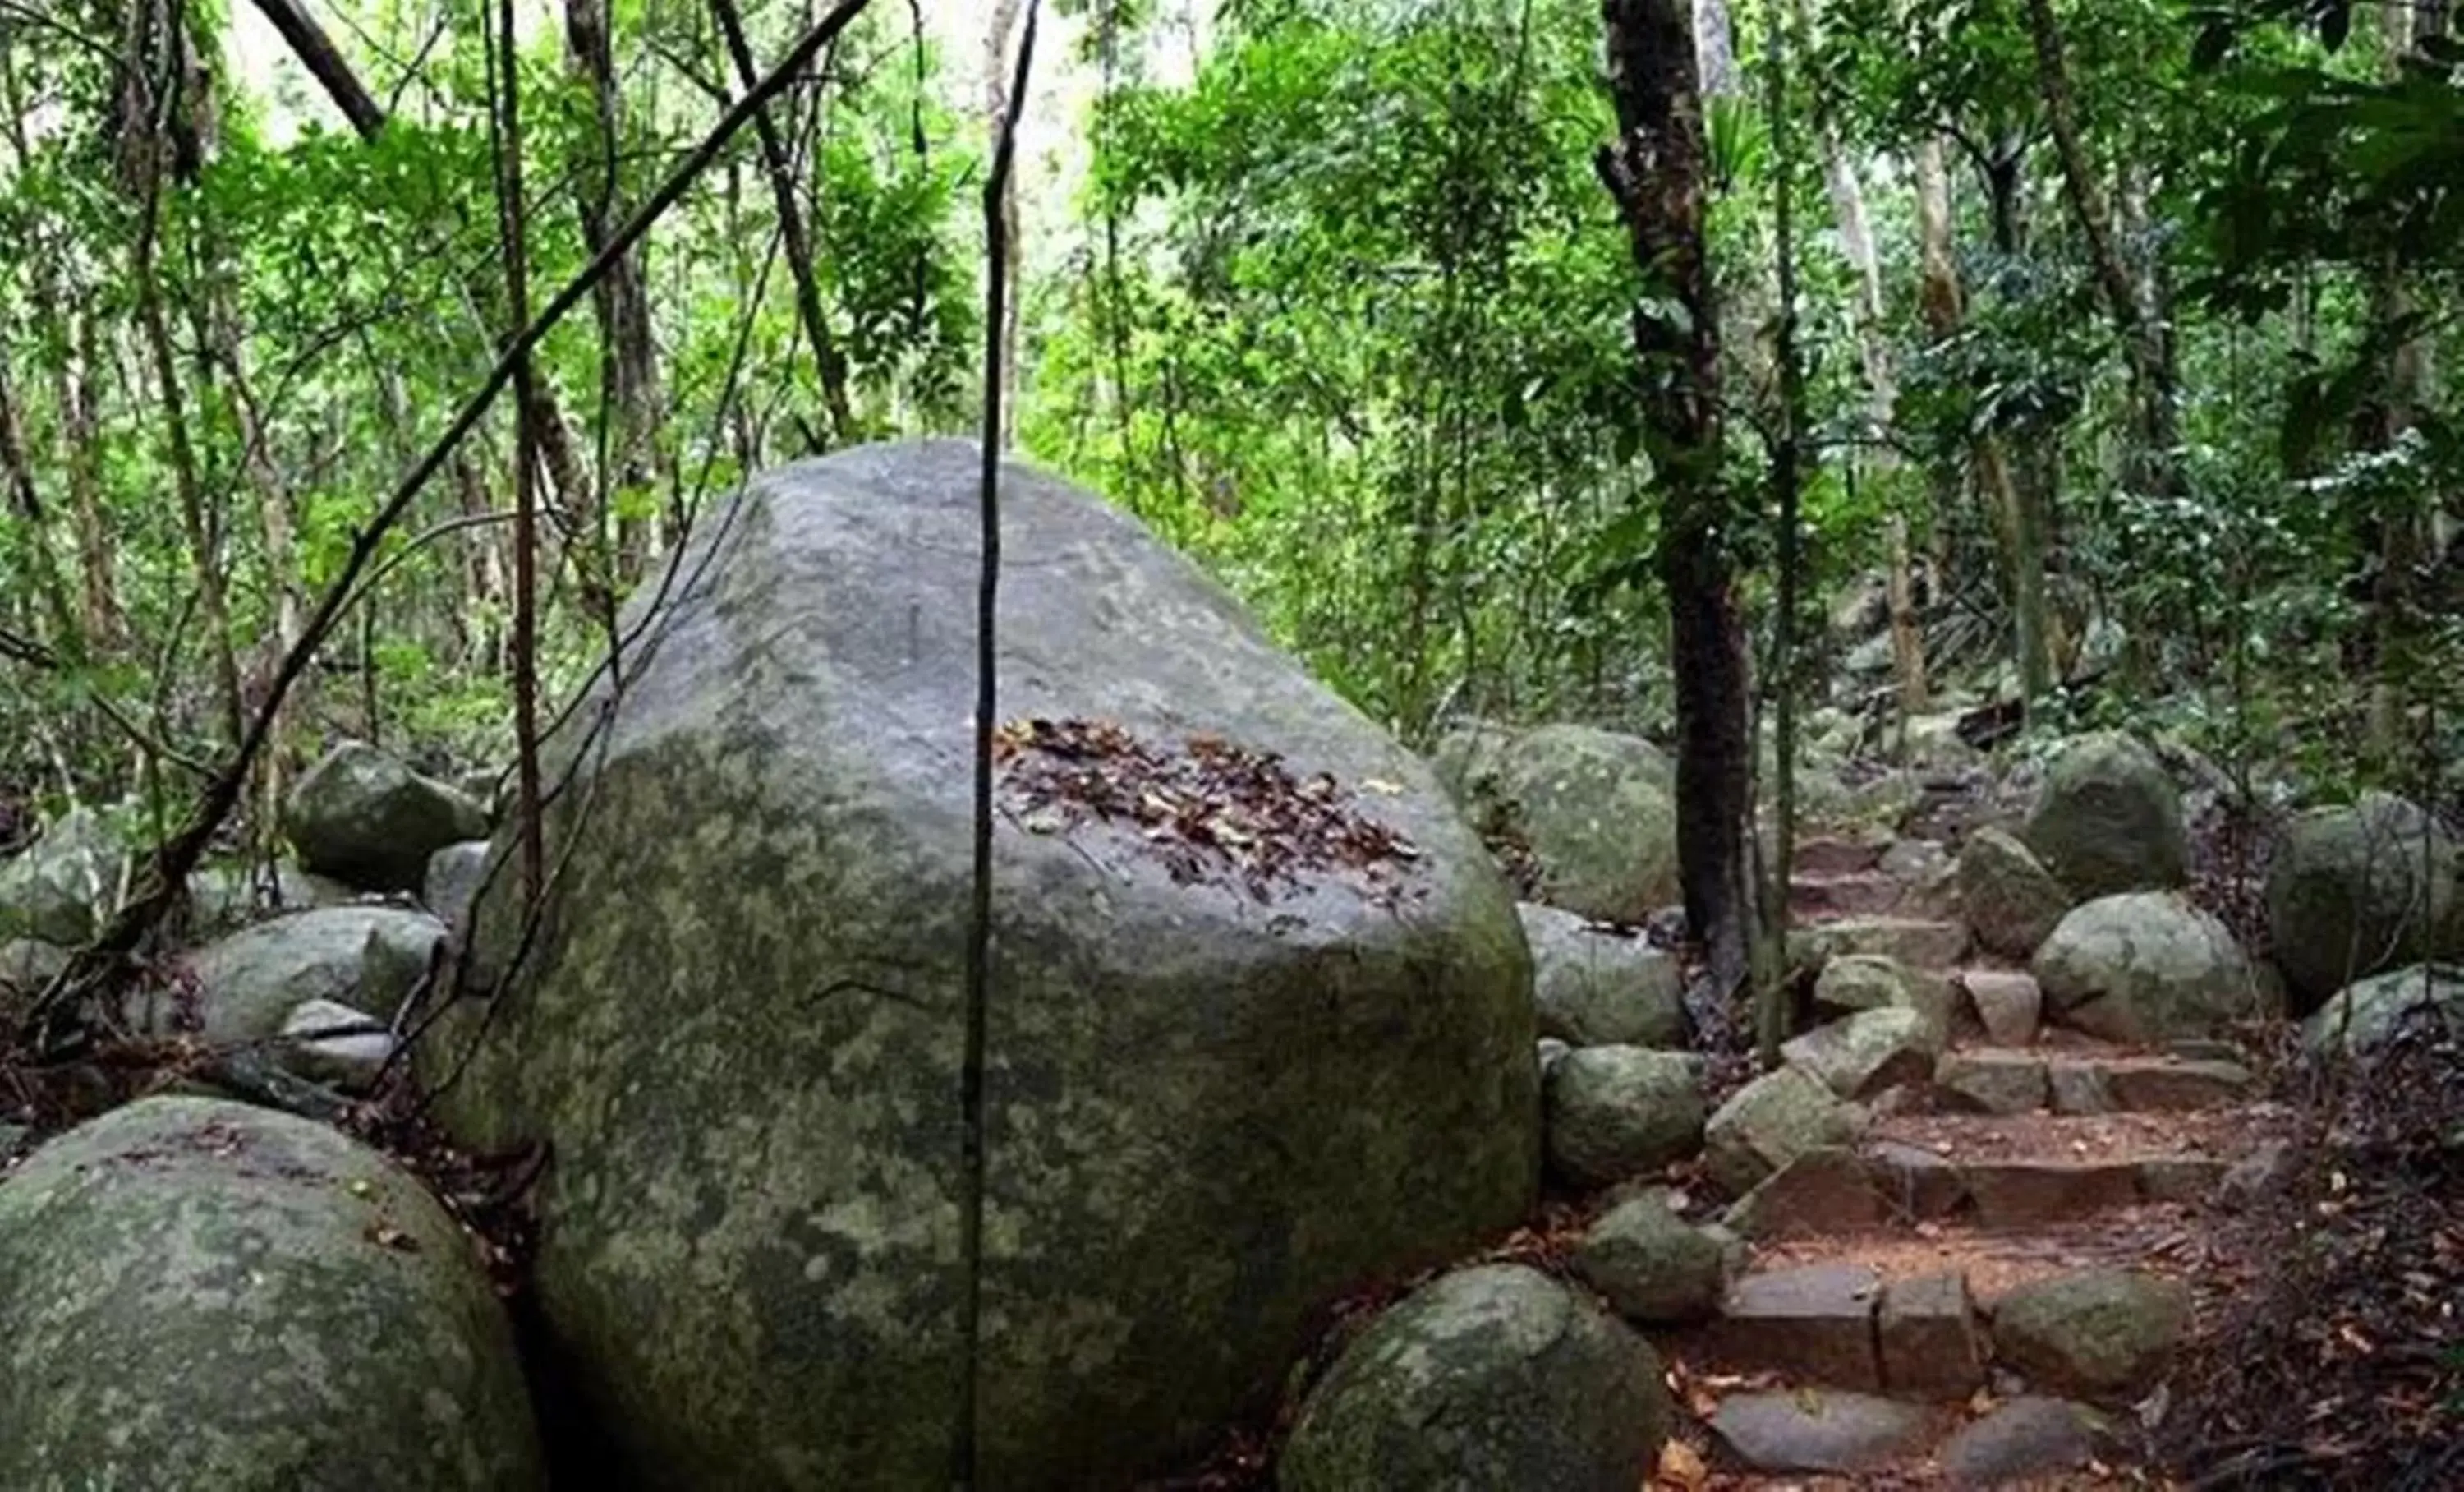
[
  {"x1": 985, "y1": 0, "x2": 1025, "y2": 447},
  {"x1": 1603, "y1": 0, "x2": 1755, "y2": 992},
  {"x1": 1799, "y1": 0, "x2": 1927, "y2": 718},
  {"x1": 1757, "y1": 0, "x2": 1809, "y2": 1063},
  {"x1": 711, "y1": 0, "x2": 857, "y2": 444},
  {"x1": 0, "y1": 343, "x2": 79, "y2": 648},
  {"x1": 492, "y1": 0, "x2": 545, "y2": 897},
  {"x1": 2365, "y1": 0, "x2": 2437, "y2": 761},
  {"x1": 2023, "y1": 0, "x2": 2177, "y2": 496},
  {"x1": 565, "y1": 0, "x2": 660, "y2": 582},
  {"x1": 1917, "y1": 135, "x2": 2052, "y2": 708}
]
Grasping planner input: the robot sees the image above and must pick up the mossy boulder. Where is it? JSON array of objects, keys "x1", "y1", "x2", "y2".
[
  {"x1": 2033, "y1": 892, "x2": 2269, "y2": 1043},
  {"x1": 1989, "y1": 1270, "x2": 2189, "y2": 1398},
  {"x1": 163, "y1": 905, "x2": 444, "y2": 1045},
  {"x1": 1279, "y1": 1264, "x2": 1670, "y2": 1492},
  {"x1": 2303, "y1": 964, "x2": 2464, "y2": 1056},
  {"x1": 429, "y1": 441, "x2": 1541, "y2": 1489},
  {"x1": 1959, "y1": 826, "x2": 2072, "y2": 960},
  {"x1": 1521, "y1": 903, "x2": 1684, "y2": 1048},
  {"x1": 286, "y1": 741, "x2": 490, "y2": 893},
  {"x1": 1433, "y1": 722, "x2": 1677, "y2": 922},
  {"x1": 1544, "y1": 1046, "x2": 1706, "y2": 1184},
  {"x1": 2020, "y1": 734, "x2": 2188, "y2": 900},
  {"x1": 0, "y1": 1096, "x2": 540, "y2": 1490},
  {"x1": 0, "y1": 807, "x2": 122, "y2": 946},
  {"x1": 2266, "y1": 794, "x2": 2464, "y2": 1011}
]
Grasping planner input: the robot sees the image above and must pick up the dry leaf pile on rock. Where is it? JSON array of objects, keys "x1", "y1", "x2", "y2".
[{"x1": 995, "y1": 717, "x2": 1420, "y2": 902}]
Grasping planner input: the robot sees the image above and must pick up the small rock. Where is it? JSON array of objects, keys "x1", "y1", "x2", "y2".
[
  {"x1": 2136, "y1": 1154, "x2": 2229, "y2": 1203},
  {"x1": 1989, "y1": 1270, "x2": 2190, "y2": 1398},
  {"x1": 1710, "y1": 1390, "x2": 1933, "y2": 1473},
  {"x1": 279, "y1": 999, "x2": 395, "y2": 1091},
  {"x1": 1783, "y1": 1006, "x2": 1941, "y2": 1100},
  {"x1": 166, "y1": 907, "x2": 446, "y2": 1047},
  {"x1": 1545, "y1": 1047, "x2": 1705, "y2": 1186},
  {"x1": 1962, "y1": 969, "x2": 2044, "y2": 1046},
  {"x1": 1571, "y1": 1194, "x2": 1731, "y2": 1324},
  {"x1": 1711, "y1": 1264, "x2": 1883, "y2": 1389},
  {"x1": 1936, "y1": 1051, "x2": 2050, "y2": 1116},
  {"x1": 2216, "y1": 1140, "x2": 2298, "y2": 1211},
  {"x1": 1880, "y1": 1272, "x2": 1986, "y2": 1399},
  {"x1": 1538, "y1": 1038, "x2": 1572, "y2": 1078},
  {"x1": 1880, "y1": 837, "x2": 1954, "y2": 886},
  {"x1": 1959, "y1": 827, "x2": 2072, "y2": 960},
  {"x1": 1940, "y1": 1397, "x2": 2103, "y2": 1487},
  {"x1": 1814, "y1": 954, "x2": 1956, "y2": 1043},
  {"x1": 1280, "y1": 1264, "x2": 1669, "y2": 1492},
  {"x1": 424, "y1": 840, "x2": 494, "y2": 931},
  {"x1": 1703, "y1": 1066, "x2": 1863, "y2": 1198}
]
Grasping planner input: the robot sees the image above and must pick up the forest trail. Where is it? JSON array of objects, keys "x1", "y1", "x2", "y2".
[{"x1": 1664, "y1": 831, "x2": 2282, "y2": 1488}]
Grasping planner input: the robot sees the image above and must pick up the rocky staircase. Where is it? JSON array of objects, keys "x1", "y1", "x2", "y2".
[{"x1": 1661, "y1": 833, "x2": 2283, "y2": 1486}]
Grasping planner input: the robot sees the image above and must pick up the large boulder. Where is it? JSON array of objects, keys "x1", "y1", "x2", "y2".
[
  {"x1": 1435, "y1": 722, "x2": 1677, "y2": 922},
  {"x1": 287, "y1": 741, "x2": 490, "y2": 893},
  {"x1": 2020, "y1": 734, "x2": 2188, "y2": 900},
  {"x1": 2303, "y1": 964, "x2": 2464, "y2": 1056},
  {"x1": 430, "y1": 442, "x2": 1541, "y2": 1489},
  {"x1": 1959, "y1": 826, "x2": 2072, "y2": 960},
  {"x1": 1279, "y1": 1264, "x2": 1670, "y2": 1492},
  {"x1": 2032, "y1": 893, "x2": 2268, "y2": 1043},
  {"x1": 0, "y1": 1097, "x2": 541, "y2": 1490},
  {"x1": 1521, "y1": 903, "x2": 1684, "y2": 1048},
  {"x1": 160, "y1": 905, "x2": 445, "y2": 1045},
  {"x1": 2266, "y1": 794, "x2": 2464, "y2": 1010},
  {"x1": 0, "y1": 807, "x2": 122, "y2": 945}
]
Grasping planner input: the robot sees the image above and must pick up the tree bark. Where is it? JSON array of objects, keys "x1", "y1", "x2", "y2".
[
  {"x1": 2023, "y1": 0, "x2": 2177, "y2": 496},
  {"x1": 1916, "y1": 135, "x2": 2052, "y2": 708},
  {"x1": 1602, "y1": 0, "x2": 1755, "y2": 992},
  {"x1": 984, "y1": 0, "x2": 1024, "y2": 447},
  {"x1": 242, "y1": 0, "x2": 384, "y2": 136},
  {"x1": 1798, "y1": 0, "x2": 1927, "y2": 718},
  {"x1": 0, "y1": 343, "x2": 79, "y2": 647},
  {"x1": 711, "y1": 0, "x2": 857, "y2": 445},
  {"x1": 564, "y1": 0, "x2": 660, "y2": 583}
]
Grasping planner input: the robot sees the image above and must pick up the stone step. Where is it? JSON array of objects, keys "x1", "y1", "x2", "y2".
[
  {"x1": 1786, "y1": 869, "x2": 1907, "y2": 919},
  {"x1": 1724, "y1": 1106, "x2": 2278, "y2": 1239},
  {"x1": 1683, "y1": 1237, "x2": 2196, "y2": 1406},
  {"x1": 1695, "y1": 1379, "x2": 2120, "y2": 1483},
  {"x1": 1793, "y1": 835, "x2": 1889, "y2": 877},
  {"x1": 1791, "y1": 915, "x2": 1971, "y2": 974},
  {"x1": 1933, "y1": 1047, "x2": 2257, "y2": 1117}
]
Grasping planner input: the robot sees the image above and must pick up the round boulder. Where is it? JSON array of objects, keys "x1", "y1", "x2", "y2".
[
  {"x1": 2266, "y1": 793, "x2": 2464, "y2": 1010},
  {"x1": 1545, "y1": 1046, "x2": 1706, "y2": 1185},
  {"x1": 0, "y1": 807, "x2": 122, "y2": 946},
  {"x1": 430, "y1": 441, "x2": 1540, "y2": 1489},
  {"x1": 1280, "y1": 1264, "x2": 1670, "y2": 1492},
  {"x1": 2020, "y1": 734, "x2": 2187, "y2": 900},
  {"x1": 1439, "y1": 723, "x2": 1677, "y2": 923},
  {"x1": 165, "y1": 905, "x2": 445, "y2": 1046},
  {"x1": 2032, "y1": 892, "x2": 2268, "y2": 1043},
  {"x1": 287, "y1": 741, "x2": 490, "y2": 893},
  {"x1": 1958, "y1": 826, "x2": 2072, "y2": 960},
  {"x1": 0, "y1": 1096, "x2": 540, "y2": 1490},
  {"x1": 1520, "y1": 902, "x2": 1684, "y2": 1048},
  {"x1": 1570, "y1": 1192, "x2": 1731, "y2": 1323}
]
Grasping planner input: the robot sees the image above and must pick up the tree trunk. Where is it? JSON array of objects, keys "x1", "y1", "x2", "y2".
[
  {"x1": 711, "y1": 0, "x2": 857, "y2": 445},
  {"x1": 2023, "y1": 0, "x2": 2177, "y2": 497},
  {"x1": 1917, "y1": 135, "x2": 2052, "y2": 708},
  {"x1": 565, "y1": 0, "x2": 660, "y2": 583},
  {"x1": 1800, "y1": 0, "x2": 1927, "y2": 718},
  {"x1": 0, "y1": 343, "x2": 79, "y2": 647},
  {"x1": 1602, "y1": 0, "x2": 1755, "y2": 992},
  {"x1": 985, "y1": 0, "x2": 1025, "y2": 448},
  {"x1": 1756, "y1": 0, "x2": 1809, "y2": 1063}
]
